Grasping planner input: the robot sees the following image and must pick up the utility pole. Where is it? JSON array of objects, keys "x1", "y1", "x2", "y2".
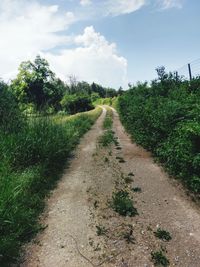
[
  {"x1": 188, "y1": 63, "x2": 192, "y2": 81},
  {"x1": 175, "y1": 71, "x2": 178, "y2": 82}
]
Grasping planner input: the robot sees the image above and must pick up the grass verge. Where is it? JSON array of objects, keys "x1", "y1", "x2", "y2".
[{"x1": 0, "y1": 107, "x2": 102, "y2": 266}]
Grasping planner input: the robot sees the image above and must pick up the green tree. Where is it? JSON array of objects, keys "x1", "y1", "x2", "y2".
[
  {"x1": 11, "y1": 55, "x2": 64, "y2": 111},
  {"x1": 0, "y1": 80, "x2": 23, "y2": 132}
]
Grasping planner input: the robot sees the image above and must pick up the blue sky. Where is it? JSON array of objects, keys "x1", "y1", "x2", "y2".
[{"x1": 0, "y1": 0, "x2": 199, "y2": 88}]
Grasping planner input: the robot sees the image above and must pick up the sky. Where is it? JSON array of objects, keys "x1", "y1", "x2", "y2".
[{"x1": 0, "y1": 0, "x2": 199, "y2": 88}]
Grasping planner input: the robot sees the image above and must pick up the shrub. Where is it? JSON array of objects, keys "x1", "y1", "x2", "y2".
[
  {"x1": 61, "y1": 94, "x2": 93, "y2": 114},
  {"x1": 117, "y1": 74, "x2": 200, "y2": 194},
  {"x1": 0, "y1": 81, "x2": 23, "y2": 133}
]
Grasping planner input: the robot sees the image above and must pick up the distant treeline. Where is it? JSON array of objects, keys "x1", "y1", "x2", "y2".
[
  {"x1": 1, "y1": 55, "x2": 123, "y2": 116},
  {"x1": 118, "y1": 66, "x2": 200, "y2": 194}
]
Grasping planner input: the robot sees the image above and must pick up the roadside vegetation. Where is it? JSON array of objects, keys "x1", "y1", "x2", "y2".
[
  {"x1": 118, "y1": 67, "x2": 200, "y2": 194},
  {"x1": 8, "y1": 55, "x2": 118, "y2": 116},
  {"x1": 0, "y1": 56, "x2": 107, "y2": 266},
  {"x1": 0, "y1": 101, "x2": 101, "y2": 265}
]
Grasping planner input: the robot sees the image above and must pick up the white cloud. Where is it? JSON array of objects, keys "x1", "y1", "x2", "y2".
[
  {"x1": 80, "y1": 0, "x2": 92, "y2": 7},
  {"x1": 0, "y1": 0, "x2": 128, "y2": 88},
  {"x1": 0, "y1": 0, "x2": 75, "y2": 80},
  {"x1": 104, "y1": 0, "x2": 146, "y2": 16},
  {"x1": 158, "y1": 0, "x2": 183, "y2": 9},
  {"x1": 45, "y1": 26, "x2": 128, "y2": 88}
]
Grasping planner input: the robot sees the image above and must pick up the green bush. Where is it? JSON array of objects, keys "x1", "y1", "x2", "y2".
[
  {"x1": 118, "y1": 71, "x2": 200, "y2": 194},
  {"x1": 0, "y1": 81, "x2": 23, "y2": 133},
  {"x1": 61, "y1": 94, "x2": 93, "y2": 114}
]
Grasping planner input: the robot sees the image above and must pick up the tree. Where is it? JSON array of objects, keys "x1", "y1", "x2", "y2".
[
  {"x1": 0, "y1": 80, "x2": 23, "y2": 132},
  {"x1": 156, "y1": 66, "x2": 168, "y2": 81},
  {"x1": 11, "y1": 55, "x2": 64, "y2": 111}
]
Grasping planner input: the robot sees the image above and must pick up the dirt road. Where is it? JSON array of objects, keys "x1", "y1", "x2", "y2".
[{"x1": 21, "y1": 107, "x2": 200, "y2": 267}]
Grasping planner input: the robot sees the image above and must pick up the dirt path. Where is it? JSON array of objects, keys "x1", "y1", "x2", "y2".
[{"x1": 21, "y1": 107, "x2": 200, "y2": 267}]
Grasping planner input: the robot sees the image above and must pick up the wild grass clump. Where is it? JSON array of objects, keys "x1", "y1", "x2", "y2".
[
  {"x1": 99, "y1": 108, "x2": 115, "y2": 147},
  {"x1": 118, "y1": 69, "x2": 200, "y2": 194},
  {"x1": 99, "y1": 130, "x2": 115, "y2": 147},
  {"x1": 103, "y1": 109, "x2": 113, "y2": 129},
  {"x1": 96, "y1": 225, "x2": 107, "y2": 236},
  {"x1": 151, "y1": 250, "x2": 170, "y2": 266},
  {"x1": 0, "y1": 107, "x2": 101, "y2": 266},
  {"x1": 111, "y1": 190, "x2": 138, "y2": 217},
  {"x1": 131, "y1": 187, "x2": 142, "y2": 193},
  {"x1": 154, "y1": 228, "x2": 172, "y2": 242}
]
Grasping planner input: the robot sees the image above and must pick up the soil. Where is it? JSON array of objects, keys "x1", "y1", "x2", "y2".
[{"x1": 21, "y1": 107, "x2": 200, "y2": 267}]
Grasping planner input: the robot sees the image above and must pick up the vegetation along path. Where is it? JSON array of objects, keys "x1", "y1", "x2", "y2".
[{"x1": 22, "y1": 107, "x2": 200, "y2": 267}]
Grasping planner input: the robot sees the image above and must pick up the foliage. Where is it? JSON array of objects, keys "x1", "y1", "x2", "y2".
[
  {"x1": 154, "y1": 228, "x2": 172, "y2": 241},
  {"x1": 11, "y1": 55, "x2": 65, "y2": 111},
  {"x1": 99, "y1": 109, "x2": 115, "y2": 146},
  {"x1": 103, "y1": 109, "x2": 113, "y2": 129},
  {"x1": 151, "y1": 250, "x2": 170, "y2": 266},
  {"x1": 131, "y1": 187, "x2": 142, "y2": 193},
  {"x1": 0, "y1": 107, "x2": 101, "y2": 266},
  {"x1": 61, "y1": 94, "x2": 93, "y2": 114},
  {"x1": 111, "y1": 190, "x2": 138, "y2": 217},
  {"x1": 0, "y1": 80, "x2": 24, "y2": 133},
  {"x1": 9, "y1": 56, "x2": 119, "y2": 114},
  {"x1": 96, "y1": 225, "x2": 107, "y2": 236},
  {"x1": 99, "y1": 130, "x2": 115, "y2": 147},
  {"x1": 118, "y1": 68, "x2": 200, "y2": 194}
]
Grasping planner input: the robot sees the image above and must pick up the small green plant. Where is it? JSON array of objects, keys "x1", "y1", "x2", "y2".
[
  {"x1": 131, "y1": 187, "x2": 142, "y2": 193},
  {"x1": 151, "y1": 250, "x2": 170, "y2": 266},
  {"x1": 103, "y1": 109, "x2": 113, "y2": 129},
  {"x1": 116, "y1": 156, "x2": 126, "y2": 163},
  {"x1": 123, "y1": 226, "x2": 135, "y2": 244},
  {"x1": 103, "y1": 116, "x2": 113, "y2": 129},
  {"x1": 104, "y1": 157, "x2": 109, "y2": 163},
  {"x1": 99, "y1": 130, "x2": 115, "y2": 147},
  {"x1": 128, "y1": 172, "x2": 134, "y2": 176},
  {"x1": 96, "y1": 225, "x2": 107, "y2": 236},
  {"x1": 111, "y1": 190, "x2": 138, "y2": 217},
  {"x1": 124, "y1": 176, "x2": 134, "y2": 184},
  {"x1": 154, "y1": 228, "x2": 172, "y2": 242}
]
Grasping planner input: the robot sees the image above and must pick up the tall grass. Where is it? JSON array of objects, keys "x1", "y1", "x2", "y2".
[{"x1": 0, "y1": 107, "x2": 101, "y2": 266}]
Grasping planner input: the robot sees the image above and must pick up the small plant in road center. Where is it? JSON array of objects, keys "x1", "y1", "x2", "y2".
[
  {"x1": 99, "y1": 130, "x2": 115, "y2": 147},
  {"x1": 151, "y1": 250, "x2": 170, "y2": 266},
  {"x1": 111, "y1": 190, "x2": 138, "y2": 217},
  {"x1": 154, "y1": 228, "x2": 172, "y2": 242},
  {"x1": 96, "y1": 225, "x2": 107, "y2": 236},
  {"x1": 131, "y1": 187, "x2": 142, "y2": 193}
]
